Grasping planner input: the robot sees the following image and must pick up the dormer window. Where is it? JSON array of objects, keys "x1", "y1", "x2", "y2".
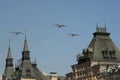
[
  {"x1": 110, "y1": 50, "x2": 116, "y2": 59},
  {"x1": 102, "y1": 49, "x2": 109, "y2": 59}
]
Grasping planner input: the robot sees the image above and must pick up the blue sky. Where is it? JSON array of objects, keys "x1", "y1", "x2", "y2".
[{"x1": 0, "y1": 0, "x2": 120, "y2": 76}]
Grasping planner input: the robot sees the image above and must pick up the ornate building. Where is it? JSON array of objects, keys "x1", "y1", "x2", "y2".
[
  {"x1": 66, "y1": 26, "x2": 120, "y2": 80},
  {"x1": 2, "y1": 36, "x2": 50, "y2": 80}
]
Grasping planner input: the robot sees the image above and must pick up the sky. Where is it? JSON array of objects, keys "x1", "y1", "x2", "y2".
[{"x1": 0, "y1": 0, "x2": 120, "y2": 77}]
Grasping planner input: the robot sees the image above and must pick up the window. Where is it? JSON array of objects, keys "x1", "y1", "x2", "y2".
[
  {"x1": 110, "y1": 50, "x2": 116, "y2": 59},
  {"x1": 102, "y1": 50, "x2": 109, "y2": 59}
]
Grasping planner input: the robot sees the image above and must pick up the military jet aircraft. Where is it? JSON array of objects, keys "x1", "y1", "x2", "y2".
[
  {"x1": 10, "y1": 31, "x2": 24, "y2": 35},
  {"x1": 68, "y1": 33, "x2": 79, "y2": 37},
  {"x1": 53, "y1": 24, "x2": 66, "y2": 28}
]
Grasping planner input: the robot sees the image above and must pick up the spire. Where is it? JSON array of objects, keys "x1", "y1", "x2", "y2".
[
  {"x1": 22, "y1": 30, "x2": 30, "y2": 60},
  {"x1": 7, "y1": 38, "x2": 12, "y2": 59},
  {"x1": 23, "y1": 30, "x2": 29, "y2": 51},
  {"x1": 6, "y1": 38, "x2": 13, "y2": 66},
  {"x1": 3, "y1": 39, "x2": 14, "y2": 80}
]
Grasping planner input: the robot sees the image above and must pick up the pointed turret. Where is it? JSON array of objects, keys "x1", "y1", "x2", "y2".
[
  {"x1": 16, "y1": 35, "x2": 36, "y2": 80},
  {"x1": 16, "y1": 32, "x2": 50, "y2": 80},
  {"x1": 2, "y1": 40, "x2": 14, "y2": 80},
  {"x1": 16, "y1": 31, "x2": 49, "y2": 80},
  {"x1": 6, "y1": 45, "x2": 13, "y2": 67},
  {"x1": 22, "y1": 35, "x2": 30, "y2": 60}
]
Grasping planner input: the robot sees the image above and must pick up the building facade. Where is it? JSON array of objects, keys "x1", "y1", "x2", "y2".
[{"x1": 66, "y1": 26, "x2": 120, "y2": 80}]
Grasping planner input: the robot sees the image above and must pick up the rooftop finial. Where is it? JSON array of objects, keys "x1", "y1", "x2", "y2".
[
  {"x1": 96, "y1": 22, "x2": 99, "y2": 32},
  {"x1": 9, "y1": 38, "x2": 11, "y2": 48},
  {"x1": 23, "y1": 30, "x2": 29, "y2": 51},
  {"x1": 104, "y1": 23, "x2": 106, "y2": 32},
  {"x1": 25, "y1": 30, "x2": 27, "y2": 40},
  {"x1": 96, "y1": 22, "x2": 98, "y2": 27}
]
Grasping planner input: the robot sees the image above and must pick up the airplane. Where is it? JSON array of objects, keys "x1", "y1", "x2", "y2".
[
  {"x1": 53, "y1": 24, "x2": 66, "y2": 28},
  {"x1": 10, "y1": 31, "x2": 24, "y2": 35},
  {"x1": 68, "y1": 33, "x2": 79, "y2": 37}
]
